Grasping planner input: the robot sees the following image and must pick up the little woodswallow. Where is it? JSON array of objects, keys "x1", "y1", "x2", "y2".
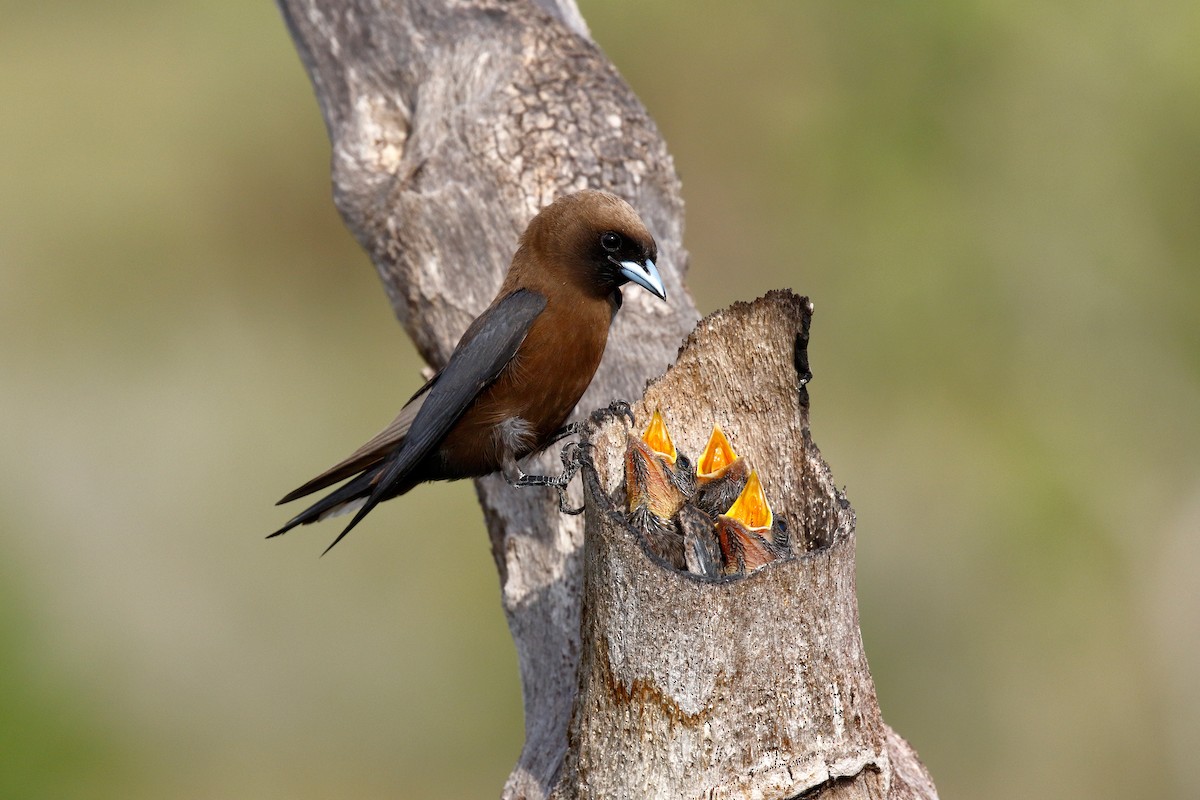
[{"x1": 271, "y1": 190, "x2": 667, "y2": 553}]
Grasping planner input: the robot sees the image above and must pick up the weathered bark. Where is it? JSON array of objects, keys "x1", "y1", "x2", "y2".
[
  {"x1": 560, "y1": 292, "x2": 935, "y2": 798},
  {"x1": 275, "y1": 1, "x2": 937, "y2": 798},
  {"x1": 276, "y1": 2, "x2": 699, "y2": 796}
]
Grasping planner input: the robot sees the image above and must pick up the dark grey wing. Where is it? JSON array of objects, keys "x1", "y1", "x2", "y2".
[
  {"x1": 319, "y1": 288, "x2": 547, "y2": 551},
  {"x1": 277, "y1": 378, "x2": 436, "y2": 504}
]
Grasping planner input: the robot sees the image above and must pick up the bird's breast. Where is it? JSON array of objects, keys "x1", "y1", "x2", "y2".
[{"x1": 498, "y1": 296, "x2": 612, "y2": 434}]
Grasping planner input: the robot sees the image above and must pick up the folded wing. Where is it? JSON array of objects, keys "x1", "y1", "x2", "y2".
[{"x1": 271, "y1": 288, "x2": 548, "y2": 549}]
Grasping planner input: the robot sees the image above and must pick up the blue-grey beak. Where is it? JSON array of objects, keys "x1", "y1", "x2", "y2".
[{"x1": 616, "y1": 258, "x2": 667, "y2": 300}]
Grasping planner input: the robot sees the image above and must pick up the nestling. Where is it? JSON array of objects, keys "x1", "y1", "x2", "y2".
[
  {"x1": 624, "y1": 408, "x2": 695, "y2": 568},
  {"x1": 714, "y1": 470, "x2": 790, "y2": 575}
]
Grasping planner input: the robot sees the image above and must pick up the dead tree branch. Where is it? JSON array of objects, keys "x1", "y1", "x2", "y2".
[{"x1": 275, "y1": 1, "x2": 936, "y2": 797}]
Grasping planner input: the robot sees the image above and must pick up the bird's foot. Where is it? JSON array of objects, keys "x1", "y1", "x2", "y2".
[
  {"x1": 589, "y1": 399, "x2": 635, "y2": 428},
  {"x1": 543, "y1": 420, "x2": 583, "y2": 447},
  {"x1": 504, "y1": 441, "x2": 592, "y2": 514},
  {"x1": 544, "y1": 402, "x2": 632, "y2": 450},
  {"x1": 556, "y1": 441, "x2": 592, "y2": 514}
]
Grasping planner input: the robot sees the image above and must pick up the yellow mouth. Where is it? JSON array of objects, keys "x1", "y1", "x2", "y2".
[
  {"x1": 640, "y1": 407, "x2": 677, "y2": 464},
  {"x1": 723, "y1": 470, "x2": 772, "y2": 531},
  {"x1": 697, "y1": 424, "x2": 738, "y2": 478}
]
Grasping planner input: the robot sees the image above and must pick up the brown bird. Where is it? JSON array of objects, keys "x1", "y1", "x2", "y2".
[
  {"x1": 714, "y1": 470, "x2": 790, "y2": 575},
  {"x1": 271, "y1": 191, "x2": 666, "y2": 552},
  {"x1": 624, "y1": 408, "x2": 694, "y2": 567}
]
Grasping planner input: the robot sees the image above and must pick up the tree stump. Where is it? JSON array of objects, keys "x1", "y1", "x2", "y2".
[{"x1": 558, "y1": 291, "x2": 936, "y2": 798}]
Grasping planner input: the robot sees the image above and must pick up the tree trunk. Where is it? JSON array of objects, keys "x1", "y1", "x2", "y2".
[{"x1": 275, "y1": 2, "x2": 937, "y2": 798}]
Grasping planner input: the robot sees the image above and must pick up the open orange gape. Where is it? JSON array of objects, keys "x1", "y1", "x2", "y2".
[{"x1": 623, "y1": 408, "x2": 789, "y2": 578}]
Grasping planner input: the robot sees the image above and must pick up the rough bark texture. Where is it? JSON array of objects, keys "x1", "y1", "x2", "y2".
[
  {"x1": 276, "y1": 2, "x2": 937, "y2": 798},
  {"x1": 561, "y1": 292, "x2": 935, "y2": 798},
  {"x1": 276, "y1": 2, "x2": 699, "y2": 797}
]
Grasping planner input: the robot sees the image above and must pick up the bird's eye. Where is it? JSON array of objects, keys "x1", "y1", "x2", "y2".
[{"x1": 600, "y1": 231, "x2": 623, "y2": 252}]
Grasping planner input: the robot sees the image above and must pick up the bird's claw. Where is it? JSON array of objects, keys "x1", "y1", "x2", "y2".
[
  {"x1": 589, "y1": 399, "x2": 635, "y2": 429},
  {"x1": 504, "y1": 441, "x2": 591, "y2": 514},
  {"x1": 555, "y1": 441, "x2": 589, "y2": 515},
  {"x1": 558, "y1": 493, "x2": 586, "y2": 515},
  {"x1": 544, "y1": 420, "x2": 583, "y2": 447}
]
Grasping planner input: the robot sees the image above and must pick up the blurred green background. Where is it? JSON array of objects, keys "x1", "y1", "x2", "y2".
[{"x1": 2, "y1": 1, "x2": 1197, "y2": 797}]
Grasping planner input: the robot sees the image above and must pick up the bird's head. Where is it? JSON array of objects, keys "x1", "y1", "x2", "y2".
[{"x1": 516, "y1": 190, "x2": 666, "y2": 302}]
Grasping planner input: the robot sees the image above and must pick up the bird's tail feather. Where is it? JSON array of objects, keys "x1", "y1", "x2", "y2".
[
  {"x1": 317, "y1": 449, "x2": 417, "y2": 555},
  {"x1": 267, "y1": 472, "x2": 375, "y2": 540}
]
